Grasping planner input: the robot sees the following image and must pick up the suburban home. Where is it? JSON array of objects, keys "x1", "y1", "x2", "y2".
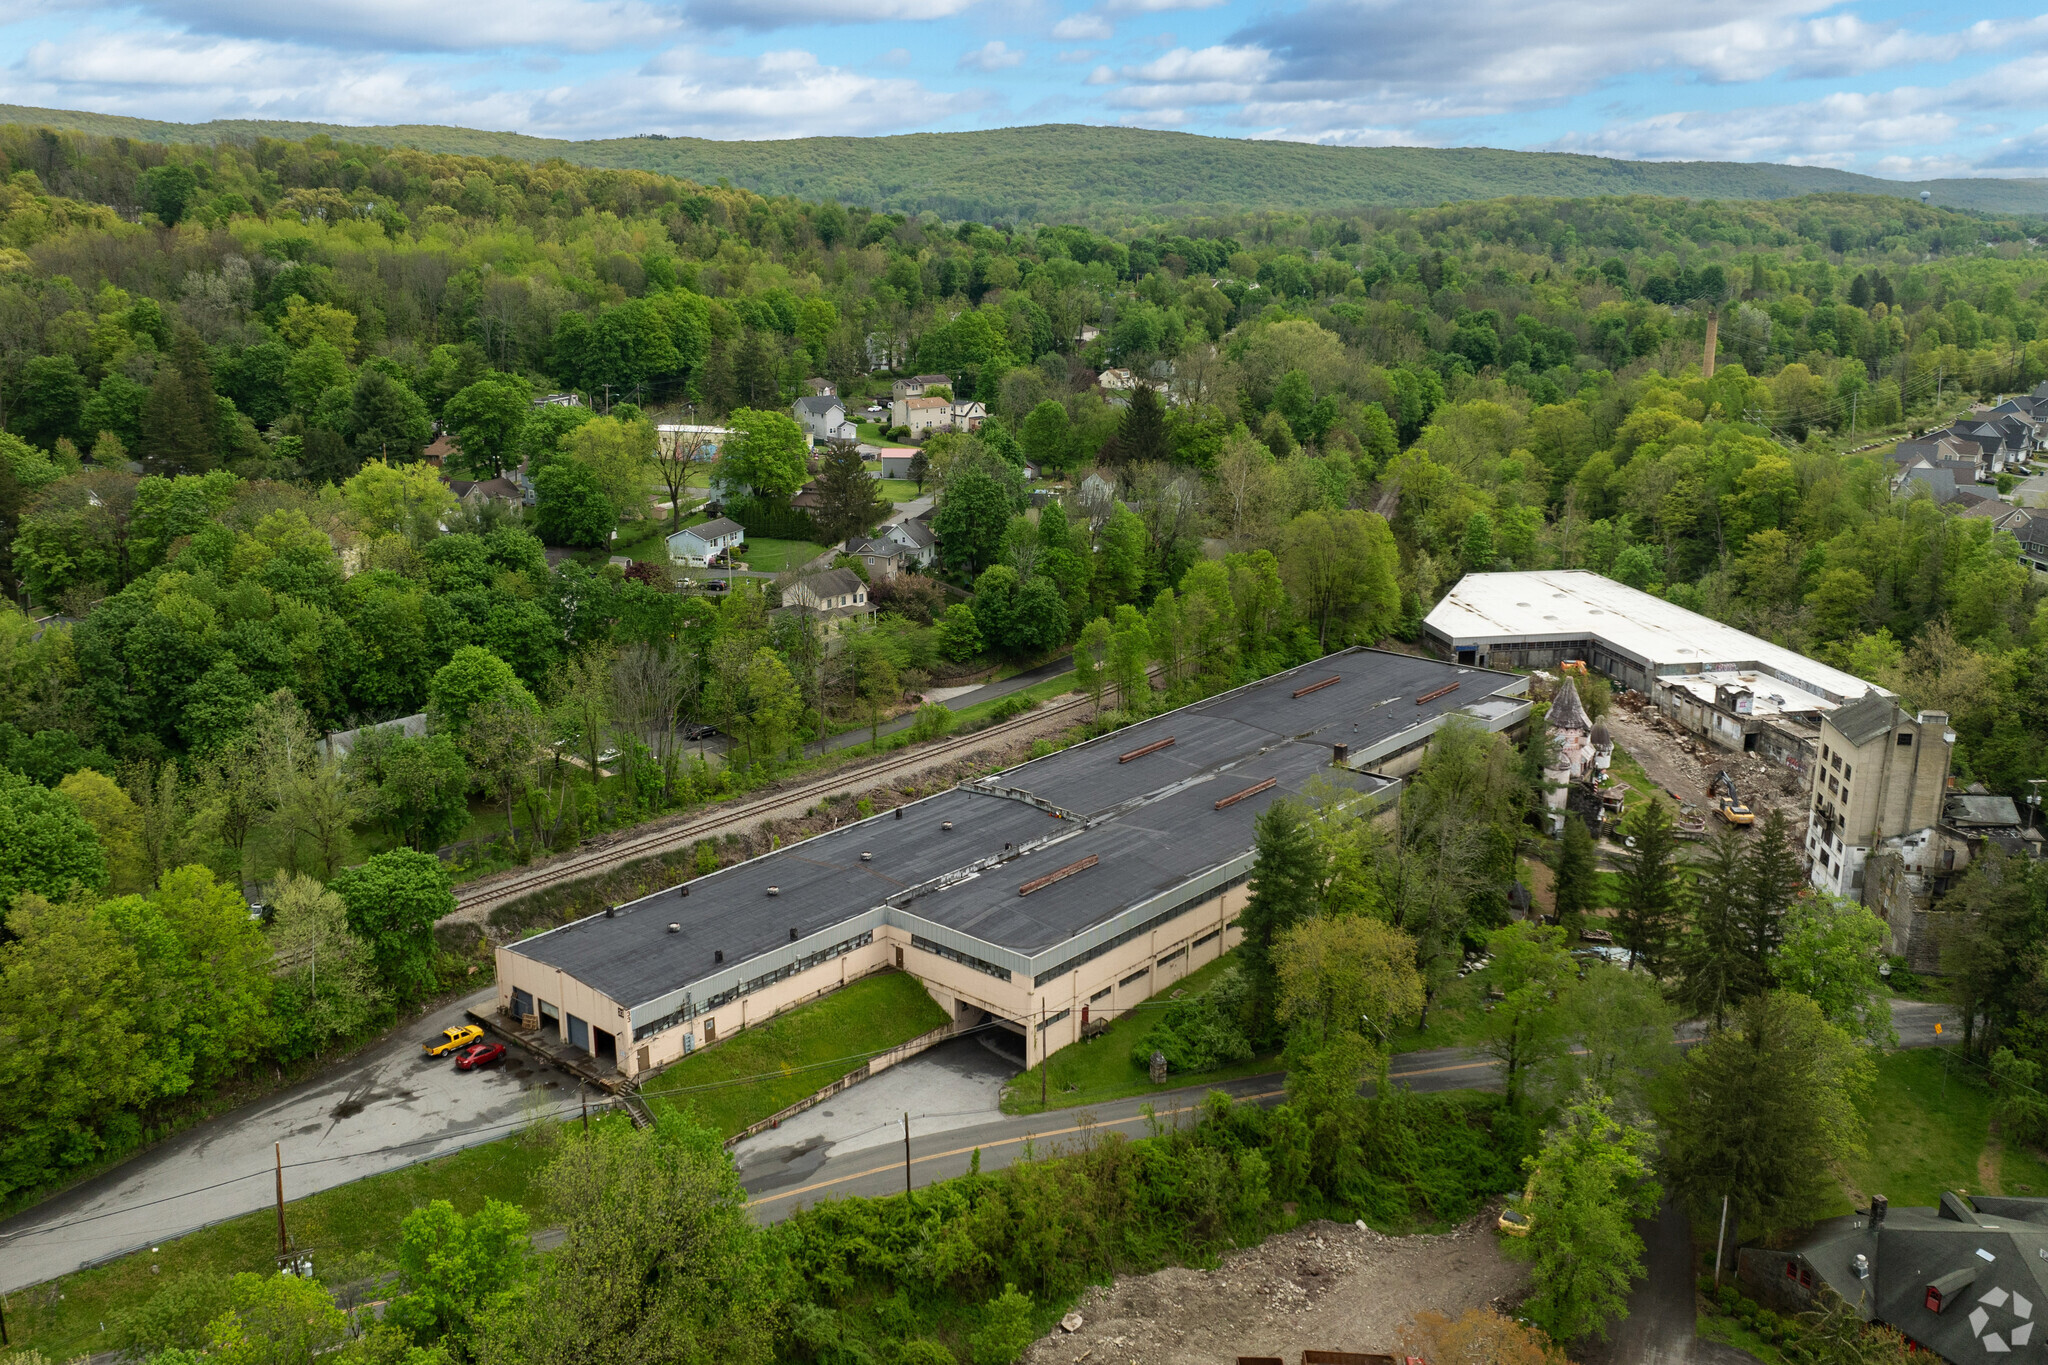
[
  {"x1": 805, "y1": 378, "x2": 837, "y2": 397},
  {"x1": 892, "y1": 374, "x2": 952, "y2": 401},
  {"x1": 444, "y1": 475, "x2": 526, "y2": 512},
  {"x1": 1741, "y1": 1192, "x2": 2048, "y2": 1361},
  {"x1": 881, "y1": 518, "x2": 936, "y2": 567},
  {"x1": 949, "y1": 399, "x2": 988, "y2": 432},
  {"x1": 876, "y1": 447, "x2": 920, "y2": 479},
  {"x1": 794, "y1": 395, "x2": 854, "y2": 442},
  {"x1": 845, "y1": 534, "x2": 912, "y2": 581},
  {"x1": 779, "y1": 567, "x2": 874, "y2": 636},
  {"x1": 533, "y1": 392, "x2": 583, "y2": 408},
  {"x1": 665, "y1": 516, "x2": 746, "y2": 567},
  {"x1": 1097, "y1": 368, "x2": 1138, "y2": 391},
  {"x1": 890, "y1": 396, "x2": 953, "y2": 439}
]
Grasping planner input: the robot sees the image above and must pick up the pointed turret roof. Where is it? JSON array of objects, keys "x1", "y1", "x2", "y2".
[{"x1": 1549, "y1": 676, "x2": 1592, "y2": 732}]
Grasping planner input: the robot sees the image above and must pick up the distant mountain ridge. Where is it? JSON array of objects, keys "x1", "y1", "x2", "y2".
[{"x1": 5, "y1": 104, "x2": 2044, "y2": 222}]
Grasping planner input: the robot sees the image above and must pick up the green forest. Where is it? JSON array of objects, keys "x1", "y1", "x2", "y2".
[
  {"x1": 4, "y1": 117, "x2": 2048, "y2": 1365},
  {"x1": 4, "y1": 108, "x2": 2045, "y2": 221}
]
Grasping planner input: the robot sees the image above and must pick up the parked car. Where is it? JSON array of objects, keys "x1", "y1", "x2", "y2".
[
  {"x1": 683, "y1": 723, "x2": 718, "y2": 740},
  {"x1": 455, "y1": 1042, "x2": 507, "y2": 1071},
  {"x1": 425, "y1": 1024, "x2": 484, "y2": 1057},
  {"x1": 701, "y1": 579, "x2": 731, "y2": 594}
]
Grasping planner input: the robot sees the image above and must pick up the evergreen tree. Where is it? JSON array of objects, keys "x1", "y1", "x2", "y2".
[
  {"x1": 1238, "y1": 798, "x2": 1324, "y2": 1034},
  {"x1": 1677, "y1": 829, "x2": 1759, "y2": 1027},
  {"x1": 701, "y1": 333, "x2": 738, "y2": 415},
  {"x1": 141, "y1": 330, "x2": 220, "y2": 475},
  {"x1": 1116, "y1": 383, "x2": 1170, "y2": 466},
  {"x1": 300, "y1": 427, "x2": 357, "y2": 486},
  {"x1": 1613, "y1": 797, "x2": 1682, "y2": 976},
  {"x1": 733, "y1": 330, "x2": 779, "y2": 407},
  {"x1": 811, "y1": 439, "x2": 888, "y2": 545},
  {"x1": 1740, "y1": 808, "x2": 1800, "y2": 971},
  {"x1": 1552, "y1": 813, "x2": 1597, "y2": 932}
]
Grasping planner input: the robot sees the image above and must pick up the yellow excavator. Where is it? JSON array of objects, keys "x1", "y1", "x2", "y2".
[{"x1": 1710, "y1": 770, "x2": 1755, "y2": 826}]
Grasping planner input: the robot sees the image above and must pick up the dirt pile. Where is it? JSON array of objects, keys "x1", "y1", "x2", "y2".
[
  {"x1": 1023, "y1": 1210, "x2": 1528, "y2": 1365},
  {"x1": 1604, "y1": 704, "x2": 1809, "y2": 833}
]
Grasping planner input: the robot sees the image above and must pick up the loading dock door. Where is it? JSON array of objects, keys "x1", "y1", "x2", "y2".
[{"x1": 567, "y1": 1014, "x2": 589, "y2": 1051}]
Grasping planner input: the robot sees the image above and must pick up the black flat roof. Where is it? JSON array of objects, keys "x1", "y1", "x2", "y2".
[{"x1": 506, "y1": 649, "x2": 1521, "y2": 1012}]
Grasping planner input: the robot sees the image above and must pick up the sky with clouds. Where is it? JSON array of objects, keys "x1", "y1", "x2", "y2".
[{"x1": 4, "y1": 0, "x2": 2047, "y2": 177}]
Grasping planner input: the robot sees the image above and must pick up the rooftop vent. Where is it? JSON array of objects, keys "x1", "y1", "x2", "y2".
[
  {"x1": 606, "y1": 905, "x2": 616, "y2": 918},
  {"x1": 895, "y1": 808, "x2": 903, "y2": 819},
  {"x1": 860, "y1": 850, "x2": 873, "y2": 861},
  {"x1": 679, "y1": 885, "x2": 690, "y2": 897},
  {"x1": 1333, "y1": 743, "x2": 1349, "y2": 765},
  {"x1": 767, "y1": 885, "x2": 780, "y2": 896},
  {"x1": 942, "y1": 820, "x2": 954, "y2": 831},
  {"x1": 715, "y1": 949, "x2": 724, "y2": 964},
  {"x1": 790, "y1": 927, "x2": 799, "y2": 941},
  {"x1": 667, "y1": 923, "x2": 681, "y2": 933}
]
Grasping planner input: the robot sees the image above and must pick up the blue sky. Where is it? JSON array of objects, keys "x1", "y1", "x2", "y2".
[{"x1": 3, "y1": 0, "x2": 2046, "y2": 176}]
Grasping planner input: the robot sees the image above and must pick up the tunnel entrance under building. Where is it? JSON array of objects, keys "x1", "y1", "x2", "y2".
[{"x1": 969, "y1": 1008, "x2": 1027, "y2": 1068}]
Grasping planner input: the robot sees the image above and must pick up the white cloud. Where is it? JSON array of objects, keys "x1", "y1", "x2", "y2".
[
  {"x1": 1056, "y1": 47, "x2": 1098, "y2": 61},
  {"x1": 959, "y1": 38, "x2": 1026, "y2": 70},
  {"x1": 1, "y1": 29, "x2": 982, "y2": 139},
  {"x1": 1051, "y1": 12, "x2": 1112, "y2": 39},
  {"x1": 682, "y1": 0, "x2": 980, "y2": 29},
  {"x1": 1085, "y1": 63, "x2": 1115, "y2": 84},
  {"x1": 123, "y1": 0, "x2": 678, "y2": 54},
  {"x1": 1104, "y1": 0, "x2": 1224, "y2": 12}
]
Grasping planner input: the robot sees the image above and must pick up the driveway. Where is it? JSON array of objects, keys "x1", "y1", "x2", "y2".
[{"x1": 0, "y1": 989, "x2": 585, "y2": 1294}]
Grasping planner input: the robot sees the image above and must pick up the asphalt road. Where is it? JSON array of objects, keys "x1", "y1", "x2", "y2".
[
  {"x1": 810, "y1": 654, "x2": 1077, "y2": 756},
  {"x1": 738, "y1": 999, "x2": 1960, "y2": 1221},
  {"x1": 0, "y1": 989, "x2": 585, "y2": 1295}
]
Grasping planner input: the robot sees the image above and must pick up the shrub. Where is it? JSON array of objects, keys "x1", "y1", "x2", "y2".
[
  {"x1": 909, "y1": 703, "x2": 958, "y2": 742},
  {"x1": 969, "y1": 1285, "x2": 1035, "y2": 1365},
  {"x1": 901, "y1": 1343, "x2": 957, "y2": 1365},
  {"x1": 1133, "y1": 967, "x2": 1255, "y2": 1073}
]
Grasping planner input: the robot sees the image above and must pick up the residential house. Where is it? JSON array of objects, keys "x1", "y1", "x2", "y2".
[
  {"x1": 805, "y1": 378, "x2": 837, "y2": 397},
  {"x1": 533, "y1": 393, "x2": 583, "y2": 408},
  {"x1": 1739, "y1": 1191, "x2": 2048, "y2": 1361},
  {"x1": 779, "y1": 567, "x2": 874, "y2": 637},
  {"x1": 876, "y1": 447, "x2": 920, "y2": 479},
  {"x1": 320, "y1": 712, "x2": 428, "y2": 762},
  {"x1": 1097, "y1": 368, "x2": 1138, "y2": 391},
  {"x1": 890, "y1": 396, "x2": 953, "y2": 439},
  {"x1": 444, "y1": 475, "x2": 526, "y2": 512},
  {"x1": 948, "y1": 399, "x2": 987, "y2": 432},
  {"x1": 794, "y1": 395, "x2": 854, "y2": 442},
  {"x1": 665, "y1": 516, "x2": 746, "y2": 567},
  {"x1": 891, "y1": 374, "x2": 951, "y2": 401},
  {"x1": 881, "y1": 518, "x2": 936, "y2": 568},
  {"x1": 1077, "y1": 325, "x2": 1102, "y2": 344},
  {"x1": 844, "y1": 534, "x2": 911, "y2": 581}
]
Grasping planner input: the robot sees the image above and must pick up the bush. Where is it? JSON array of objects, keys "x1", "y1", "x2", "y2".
[
  {"x1": 986, "y1": 694, "x2": 1034, "y2": 723},
  {"x1": 908, "y1": 703, "x2": 957, "y2": 742},
  {"x1": 1133, "y1": 967, "x2": 1255, "y2": 1073},
  {"x1": 969, "y1": 1285, "x2": 1035, "y2": 1365},
  {"x1": 901, "y1": 1343, "x2": 958, "y2": 1365}
]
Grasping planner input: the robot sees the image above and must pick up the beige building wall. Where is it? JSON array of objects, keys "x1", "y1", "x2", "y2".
[{"x1": 493, "y1": 874, "x2": 1250, "y2": 1080}]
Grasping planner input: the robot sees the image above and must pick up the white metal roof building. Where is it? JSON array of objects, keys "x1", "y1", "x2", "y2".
[{"x1": 1423, "y1": 570, "x2": 1884, "y2": 758}]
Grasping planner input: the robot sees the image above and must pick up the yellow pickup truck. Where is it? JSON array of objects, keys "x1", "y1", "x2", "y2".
[{"x1": 426, "y1": 1024, "x2": 484, "y2": 1057}]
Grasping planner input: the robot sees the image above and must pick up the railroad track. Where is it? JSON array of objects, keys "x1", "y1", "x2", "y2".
[{"x1": 450, "y1": 688, "x2": 1094, "y2": 921}]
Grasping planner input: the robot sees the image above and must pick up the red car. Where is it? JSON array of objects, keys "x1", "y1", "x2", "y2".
[{"x1": 455, "y1": 1042, "x2": 507, "y2": 1071}]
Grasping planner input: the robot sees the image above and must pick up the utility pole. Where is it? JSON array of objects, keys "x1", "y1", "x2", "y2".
[
  {"x1": 274, "y1": 1142, "x2": 288, "y2": 1259},
  {"x1": 902, "y1": 1112, "x2": 912, "y2": 1195},
  {"x1": 1040, "y1": 1001, "x2": 1047, "y2": 1108},
  {"x1": 581, "y1": 1083, "x2": 589, "y2": 1136},
  {"x1": 1713, "y1": 1193, "x2": 1730, "y2": 1286}
]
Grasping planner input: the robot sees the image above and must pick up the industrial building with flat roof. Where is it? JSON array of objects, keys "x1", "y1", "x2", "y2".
[
  {"x1": 1423, "y1": 570, "x2": 1884, "y2": 765},
  {"x1": 493, "y1": 649, "x2": 1529, "y2": 1081}
]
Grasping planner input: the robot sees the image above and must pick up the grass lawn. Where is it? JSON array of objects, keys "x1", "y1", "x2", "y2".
[
  {"x1": 1605, "y1": 741, "x2": 1668, "y2": 807},
  {"x1": 610, "y1": 518, "x2": 671, "y2": 560},
  {"x1": 1842, "y1": 1048, "x2": 2048, "y2": 1212},
  {"x1": 876, "y1": 478, "x2": 922, "y2": 502},
  {"x1": 635, "y1": 970, "x2": 949, "y2": 1138},
  {"x1": 946, "y1": 673, "x2": 1082, "y2": 730},
  {"x1": 1001, "y1": 952, "x2": 1280, "y2": 1116},
  {"x1": 741, "y1": 537, "x2": 831, "y2": 573},
  {"x1": 4, "y1": 1113, "x2": 616, "y2": 1363},
  {"x1": 856, "y1": 421, "x2": 888, "y2": 441}
]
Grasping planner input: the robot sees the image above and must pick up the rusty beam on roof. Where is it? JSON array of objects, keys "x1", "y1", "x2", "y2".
[
  {"x1": 1018, "y1": 854, "x2": 1099, "y2": 897},
  {"x1": 1415, "y1": 682, "x2": 1461, "y2": 705},
  {"x1": 1214, "y1": 777, "x2": 1278, "y2": 810},
  {"x1": 1118, "y1": 736, "x2": 1176, "y2": 763},
  {"x1": 1291, "y1": 675, "x2": 1342, "y2": 699}
]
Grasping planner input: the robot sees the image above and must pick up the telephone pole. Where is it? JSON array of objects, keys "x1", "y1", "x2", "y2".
[
  {"x1": 902, "y1": 1112, "x2": 912, "y2": 1195},
  {"x1": 274, "y1": 1142, "x2": 288, "y2": 1259}
]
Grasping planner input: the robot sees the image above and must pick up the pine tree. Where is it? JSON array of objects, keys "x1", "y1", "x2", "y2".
[
  {"x1": 1112, "y1": 383, "x2": 1169, "y2": 466},
  {"x1": 1677, "y1": 829, "x2": 1760, "y2": 1026},
  {"x1": 1741, "y1": 808, "x2": 1800, "y2": 972},
  {"x1": 1552, "y1": 813, "x2": 1597, "y2": 932},
  {"x1": 141, "y1": 329, "x2": 220, "y2": 475},
  {"x1": 701, "y1": 334, "x2": 737, "y2": 415},
  {"x1": 811, "y1": 439, "x2": 887, "y2": 545},
  {"x1": 733, "y1": 330, "x2": 779, "y2": 407},
  {"x1": 1239, "y1": 798, "x2": 1324, "y2": 1034},
  {"x1": 1613, "y1": 797, "x2": 1682, "y2": 976}
]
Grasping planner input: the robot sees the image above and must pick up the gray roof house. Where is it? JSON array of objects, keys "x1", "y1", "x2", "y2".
[
  {"x1": 666, "y1": 516, "x2": 746, "y2": 566},
  {"x1": 1741, "y1": 1192, "x2": 2048, "y2": 1361},
  {"x1": 881, "y1": 519, "x2": 936, "y2": 567},
  {"x1": 794, "y1": 396, "x2": 853, "y2": 442},
  {"x1": 779, "y1": 567, "x2": 875, "y2": 635},
  {"x1": 845, "y1": 535, "x2": 912, "y2": 579}
]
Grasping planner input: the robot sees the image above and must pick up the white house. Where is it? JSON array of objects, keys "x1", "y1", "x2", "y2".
[
  {"x1": 882, "y1": 518, "x2": 936, "y2": 568},
  {"x1": 794, "y1": 396, "x2": 853, "y2": 442},
  {"x1": 892, "y1": 374, "x2": 950, "y2": 401},
  {"x1": 845, "y1": 534, "x2": 912, "y2": 581},
  {"x1": 665, "y1": 516, "x2": 746, "y2": 567},
  {"x1": 949, "y1": 400, "x2": 987, "y2": 432},
  {"x1": 1097, "y1": 368, "x2": 1138, "y2": 391},
  {"x1": 779, "y1": 567, "x2": 874, "y2": 637}
]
